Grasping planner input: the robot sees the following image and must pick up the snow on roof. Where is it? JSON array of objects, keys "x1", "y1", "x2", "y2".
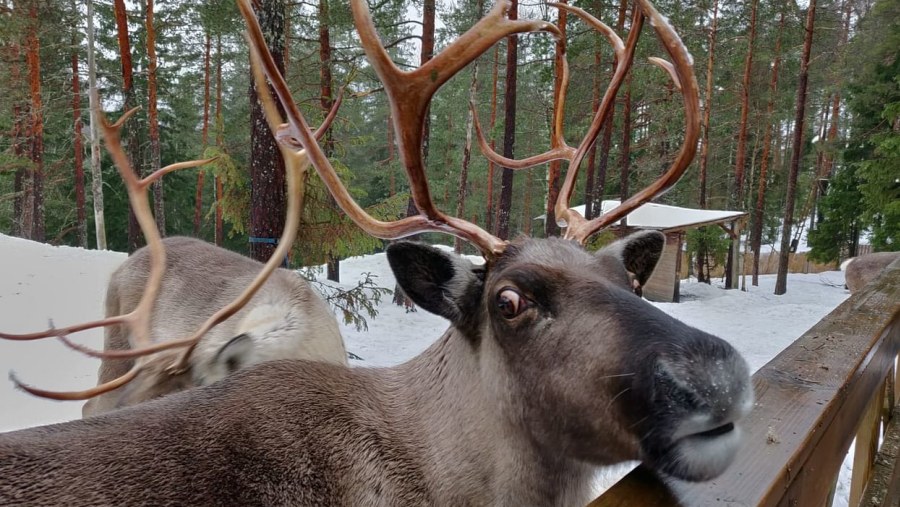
[{"x1": 537, "y1": 201, "x2": 746, "y2": 231}]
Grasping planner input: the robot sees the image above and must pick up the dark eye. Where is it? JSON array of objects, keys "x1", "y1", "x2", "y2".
[{"x1": 496, "y1": 288, "x2": 528, "y2": 319}]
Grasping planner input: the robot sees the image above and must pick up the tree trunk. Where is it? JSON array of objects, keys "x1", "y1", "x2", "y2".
[
  {"x1": 71, "y1": 8, "x2": 87, "y2": 248},
  {"x1": 819, "y1": 0, "x2": 851, "y2": 176},
  {"x1": 495, "y1": 0, "x2": 519, "y2": 240},
  {"x1": 441, "y1": 114, "x2": 454, "y2": 208},
  {"x1": 249, "y1": 0, "x2": 287, "y2": 264},
  {"x1": 808, "y1": 95, "x2": 831, "y2": 230},
  {"x1": 485, "y1": 45, "x2": 500, "y2": 232},
  {"x1": 595, "y1": 0, "x2": 629, "y2": 221},
  {"x1": 726, "y1": 0, "x2": 758, "y2": 289},
  {"x1": 317, "y1": 0, "x2": 341, "y2": 280},
  {"x1": 147, "y1": 0, "x2": 164, "y2": 236},
  {"x1": 698, "y1": 0, "x2": 718, "y2": 209},
  {"x1": 522, "y1": 172, "x2": 533, "y2": 236},
  {"x1": 214, "y1": 34, "x2": 224, "y2": 246},
  {"x1": 619, "y1": 73, "x2": 632, "y2": 203},
  {"x1": 85, "y1": 0, "x2": 106, "y2": 249},
  {"x1": 26, "y1": 0, "x2": 44, "y2": 242},
  {"x1": 750, "y1": 5, "x2": 785, "y2": 286},
  {"x1": 10, "y1": 35, "x2": 27, "y2": 239},
  {"x1": 421, "y1": 0, "x2": 435, "y2": 161},
  {"x1": 775, "y1": 0, "x2": 817, "y2": 296},
  {"x1": 113, "y1": 0, "x2": 141, "y2": 252},
  {"x1": 454, "y1": 61, "x2": 479, "y2": 253},
  {"x1": 732, "y1": 0, "x2": 758, "y2": 209},
  {"x1": 195, "y1": 30, "x2": 212, "y2": 237},
  {"x1": 584, "y1": 2, "x2": 603, "y2": 221},
  {"x1": 386, "y1": 113, "x2": 395, "y2": 196},
  {"x1": 545, "y1": 0, "x2": 566, "y2": 237},
  {"x1": 398, "y1": 0, "x2": 437, "y2": 225},
  {"x1": 616, "y1": 0, "x2": 631, "y2": 209}
]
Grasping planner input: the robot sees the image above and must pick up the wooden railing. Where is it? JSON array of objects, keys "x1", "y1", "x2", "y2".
[{"x1": 589, "y1": 258, "x2": 900, "y2": 507}]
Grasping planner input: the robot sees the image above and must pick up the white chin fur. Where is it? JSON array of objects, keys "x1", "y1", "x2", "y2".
[{"x1": 668, "y1": 426, "x2": 742, "y2": 481}]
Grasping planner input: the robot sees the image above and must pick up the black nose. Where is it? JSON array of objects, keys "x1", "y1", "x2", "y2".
[{"x1": 653, "y1": 360, "x2": 704, "y2": 411}]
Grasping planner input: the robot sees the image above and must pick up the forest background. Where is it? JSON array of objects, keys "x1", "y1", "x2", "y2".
[{"x1": 0, "y1": 0, "x2": 897, "y2": 292}]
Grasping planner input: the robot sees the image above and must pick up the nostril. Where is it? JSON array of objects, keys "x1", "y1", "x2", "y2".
[{"x1": 653, "y1": 360, "x2": 703, "y2": 411}]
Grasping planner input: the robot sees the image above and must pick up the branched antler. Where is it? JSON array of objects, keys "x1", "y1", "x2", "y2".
[
  {"x1": 4, "y1": 102, "x2": 211, "y2": 399},
  {"x1": 4, "y1": 61, "x2": 340, "y2": 398},
  {"x1": 472, "y1": 0, "x2": 700, "y2": 244}
]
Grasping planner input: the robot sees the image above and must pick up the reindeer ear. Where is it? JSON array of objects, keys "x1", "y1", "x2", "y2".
[
  {"x1": 386, "y1": 242, "x2": 483, "y2": 324},
  {"x1": 597, "y1": 230, "x2": 666, "y2": 286},
  {"x1": 205, "y1": 333, "x2": 255, "y2": 384}
]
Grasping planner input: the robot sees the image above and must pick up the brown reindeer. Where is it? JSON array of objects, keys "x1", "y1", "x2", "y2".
[
  {"x1": 81, "y1": 236, "x2": 348, "y2": 417},
  {"x1": 843, "y1": 251, "x2": 900, "y2": 293},
  {"x1": 0, "y1": 0, "x2": 752, "y2": 504}
]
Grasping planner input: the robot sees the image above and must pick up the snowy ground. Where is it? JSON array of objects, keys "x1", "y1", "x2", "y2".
[{"x1": 0, "y1": 233, "x2": 855, "y2": 502}]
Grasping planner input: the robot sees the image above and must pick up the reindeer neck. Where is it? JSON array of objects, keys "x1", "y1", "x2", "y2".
[{"x1": 381, "y1": 326, "x2": 595, "y2": 506}]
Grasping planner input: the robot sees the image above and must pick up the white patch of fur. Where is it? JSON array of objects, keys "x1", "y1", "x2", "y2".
[
  {"x1": 197, "y1": 302, "x2": 347, "y2": 385},
  {"x1": 671, "y1": 426, "x2": 743, "y2": 480}
]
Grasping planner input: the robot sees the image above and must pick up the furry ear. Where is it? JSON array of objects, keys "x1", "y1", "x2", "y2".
[
  {"x1": 204, "y1": 333, "x2": 255, "y2": 384},
  {"x1": 386, "y1": 242, "x2": 483, "y2": 325},
  {"x1": 596, "y1": 230, "x2": 666, "y2": 286}
]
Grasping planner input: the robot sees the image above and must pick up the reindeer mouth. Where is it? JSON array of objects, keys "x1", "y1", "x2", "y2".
[
  {"x1": 686, "y1": 422, "x2": 734, "y2": 440},
  {"x1": 649, "y1": 418, "x2": 743, "y2": 482}
]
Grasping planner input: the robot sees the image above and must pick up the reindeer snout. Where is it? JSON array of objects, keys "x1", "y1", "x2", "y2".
[
  {"x1": 638, "y1": 333, "x2": 754, "y2": 481},
  {"x1": 654, "y1": 342, "x2": 753, "y2": 425}
]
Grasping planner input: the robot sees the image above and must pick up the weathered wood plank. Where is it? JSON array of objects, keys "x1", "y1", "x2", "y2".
[
  {"x1": 644, "y1": 232, "x2": 680, "y2": 303},
  {"x1": 590, "y1": 258, "x2": 900, "y2": 507},
  {"x1": 860, "y1": 406, "x2": 900, "y2": 507},
  {"x1": 849, "y1": 385, "x2": 883, "y2": 507}
]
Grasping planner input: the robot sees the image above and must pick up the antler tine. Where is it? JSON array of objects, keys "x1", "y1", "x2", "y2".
[
  {"x1": 554, "y1": 5, "x2": 643, "y2": 235},
  {"x1": 0, "y1": 315, "x2": 128, "y2": 341},
  {"x1": 10, "y1": 364, "x2": 141, "y2": 401},
  {"x1": 471, "y1": 100, "x2": 575, "y2": 170},
  {"x1": 564, "y1": 0, "x2": 700, "y2": 242},
  {"x1": 275, "y1": 88, "x2": 344, "y2": 151},
  {"x1": 472, "y1": 3, "x2": 625, "y2": 174}
]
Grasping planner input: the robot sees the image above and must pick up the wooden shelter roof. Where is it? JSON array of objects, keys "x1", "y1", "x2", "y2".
[{"x1": 543, "y1": 201, "x2": 747, "y2": 232}]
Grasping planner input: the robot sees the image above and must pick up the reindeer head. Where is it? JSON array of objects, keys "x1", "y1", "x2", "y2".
[{"x1": 388, "y1": 232, "x2": 751, "y2": 481}]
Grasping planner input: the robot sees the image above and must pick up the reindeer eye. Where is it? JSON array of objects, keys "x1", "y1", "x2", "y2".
[{"x1": 496, "y1": 288, "x2": 528, "y2": 319}]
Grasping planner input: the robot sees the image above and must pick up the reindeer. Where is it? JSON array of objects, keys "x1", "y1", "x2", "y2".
[
  {"x1": 0, "y1": 0, "x2": 753, "y2": 505},
  {"x1": 81, "y1": 236, "x2": 349, "y2": 416},
  {"x1": 843, "y1": 251, "x2": 900, "y2": 293}
]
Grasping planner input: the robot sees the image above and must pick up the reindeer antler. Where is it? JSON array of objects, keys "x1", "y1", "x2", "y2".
[
  {"x1": 5, "y1": 103, "x2": 212, "y2": 399},
  {"x1": 4, "y1": 56, "x2": 341, "y2": 399},
  {"x1": 473, "y1": 0, "x2": 700, "y2": 244}
]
